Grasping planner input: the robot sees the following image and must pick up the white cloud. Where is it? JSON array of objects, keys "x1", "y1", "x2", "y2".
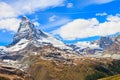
[
  {"x1": 42, "y1": 18, "x2": 71, "y2": 31},
  {"x1": 53, "y1": 14, "x2": 120, "y2": 40},
  {"x1": 49, "y1": 15, "x2": 57, "y2": 22},
  {"x1": 96, "y1": 12, "x2": 107, "y2": 16},
  {"x1": 0, "y1": 2, "x2": 19, "y2": 32},
  {"x1": 0, "y1": 0, "x2": 66, "y2": 32},
  {"x1": 0, "y1": 0, "x2": 65, "y2": 16},
  {"x1": 67, "y1": 3, "x2": 73, "y2": 8},
  {"x1": 0, "y1": 18, "x2": 20, "y2": 32},
  {"x1": 0, "y1": 2, "x2": 17, "y2": 19},
  {"x1": 10, "y1": 0, "x2": 65, "y2": 14},
  {"x1": 107, "y1": 14, "x2": 120, "y2": 22},
  {"x1": 53, "y1": 18, "x2": 99, "y2": 40}
]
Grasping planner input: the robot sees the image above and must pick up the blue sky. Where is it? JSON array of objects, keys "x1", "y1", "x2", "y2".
[{"x1": 0, "y1": 0, "x2": 120, "y2": 46}]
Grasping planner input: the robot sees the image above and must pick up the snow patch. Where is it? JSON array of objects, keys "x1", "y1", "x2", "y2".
[
  {"x1": 7, "y1": 39, "x2": 29, "y2": 52},
  {"x1": 75, "y1": 42, "x2": 100, "y2": 49},
  {"x1": 37, "y1": 34, "x2": 72, "y2": 50}
]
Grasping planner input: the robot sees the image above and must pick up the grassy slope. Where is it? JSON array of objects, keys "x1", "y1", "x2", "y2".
[
  {"x1": 99, "y1": 74, "x2": 120, "y2": 80},
  {"x1": 29, "y1": 59, "x2": 94, "y2": 80},
  {"x1": 27, "y1": 56, "x2": 120, "y2": 80},
  {"x1": 0, "y1": 76, "x2": 10, "y2": 80}
]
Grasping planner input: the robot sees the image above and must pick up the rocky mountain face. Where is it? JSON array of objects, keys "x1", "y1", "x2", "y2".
[
  {"x1": 104, "y1": 35, "x2": 120, "y2": 54},
  {"x1": 71, "y1": 35, "x2": 119, "y2": 55},
  {"x1": 0, "y1": 16, "x2": 75, "y2": 61},
  {"x1": 9, "y1": 16, "x2": 48, "y2": 47},
  {"x1": 97, "y1": 37, "x2": 113, "y2": 49},
  {"x1": 0, "y1": 65, "x2": 33, "y2": 80},
  {"x1": 103, "y1": 35, "x2": 120, "y2": 59},
  {"x1": 3, "y1": 16, "x2": 71, "y2": 53},
  {"x1": 0, "y1": 16, "x2": 120, "y2": 58},
  {"x1": 70, "y1": 41, "x2": 102, "y2": 55},
  {"x1": 0, "y1": 47, "x2": 7, "y2": 55}
]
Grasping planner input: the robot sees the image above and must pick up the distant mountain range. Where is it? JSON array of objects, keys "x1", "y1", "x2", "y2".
[
  {"x1": 0, "y1": 16, "x2": 120, "y2": 80},
  {"x1": 0, "y1": 16, "x2": 120, "y2": 59}
]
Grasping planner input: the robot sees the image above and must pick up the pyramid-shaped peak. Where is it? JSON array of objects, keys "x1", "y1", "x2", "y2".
[
  {"x1": 21, "y1": 16, "x2": 29, "y2": 23},
  {"x1": 8, "y1": 16, "x2": 48, "y2": 47},
  {"x1": 22, "y1": 16, "x2": 27, "y2": 20}
]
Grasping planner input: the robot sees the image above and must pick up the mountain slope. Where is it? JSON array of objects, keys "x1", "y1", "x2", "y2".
[
  {"x1": 0, "y1": 16, "x2": 120, "y2": 80},
  {"x1": 28, "y1": 56, "x2": 120, "y2": 80},
  {"x1": 0, "y1": 65, "x2": 33, "y2": 80},
  {"x1": 103, "y1": 35, "x2": 120, "y2": 59},
  {"x1": 99, "y1": 74, "x2": 120, "y2": 80},
  {"x1": 5, "y1": 16, "x2": 71, "y2": 52}
]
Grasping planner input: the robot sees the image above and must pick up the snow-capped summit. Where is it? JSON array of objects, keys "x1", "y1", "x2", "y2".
[
  {"x1": 7, "y1": 16, "x2": 71, "y2": 52},
  {"x1": 10, "y1": 16, "x2": 47, "y2": 46},
  {"x1": 75, "y1": 42, "x2": 100, "y2": 49},
  {"x1": 21, "y1": 16, "x2": 29, "y2": 24}
]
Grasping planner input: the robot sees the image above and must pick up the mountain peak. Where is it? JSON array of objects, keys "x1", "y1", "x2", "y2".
[
  {"x1": 6, "y1": 16, "x2": 70, "y2": 51},
  {"x1": 17, "y1": 16, "x2": 33, "y2": 33},
  {"x1": 21, "y1": 16, "x2": 29, "y2": 23},
  {"x1": 9, "y1": 16, "x2": 47, "y2": 46}
]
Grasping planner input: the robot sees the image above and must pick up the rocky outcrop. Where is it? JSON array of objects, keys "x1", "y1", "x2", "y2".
[
  {"x1": 0, "y1": 65, "x2": 33, "y2": 80},
  {"x1": 97, "y1": 37, "x2": 113, "y2": 49},
  {"x1": 103, "y1": 35, "x2": 120, "y2": 59}
]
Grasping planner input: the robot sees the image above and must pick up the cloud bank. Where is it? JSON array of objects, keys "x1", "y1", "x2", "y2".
[{"x1": 53, "y1": 14, "x2": 120, "y2": 40}]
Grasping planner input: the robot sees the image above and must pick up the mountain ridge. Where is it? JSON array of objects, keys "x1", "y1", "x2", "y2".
[
  {"x1": 0, "y1": 16, "x2": 120, "y2": 57},
  {"x1": 3, "y1": 16, "x2": 71, "y2": 52}
]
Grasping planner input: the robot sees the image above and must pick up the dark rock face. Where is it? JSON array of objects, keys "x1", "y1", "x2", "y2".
[
  {"x1": 8, "y1": 16, "x2": 48, "y2": 47},
  {"x1": 98, "y1": 37, "x2": 113, "y2": 49},
  {"x1": 1, "y1": 55, "x2": 23, "y2": 60},
  {"x1": 70, "y1": 35, "x2": 120, "y2": 55},
  {"x1": 1, "y1": 16, "x2": 70, "y2": 61},
  {"x1": 104, "y1": 35, "x2": 120, "y2": 55}
]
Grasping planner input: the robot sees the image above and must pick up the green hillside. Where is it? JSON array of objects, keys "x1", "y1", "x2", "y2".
[{"x1": 99, "y1": 74, "x2": 120, "y2": 80}]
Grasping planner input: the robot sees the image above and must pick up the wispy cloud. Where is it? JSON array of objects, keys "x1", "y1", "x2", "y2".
[
  {"x1": 41, "y1": 18, "x2": 71, "y2": 31},
  {"x1": 78, "y1": 0, "x2": 114, "y2": 8},
  {"x1": 0, "y1": 0, "x2": 66, "y2": 16},
  {"x1": 49, "y1": 15, "x2": 58, "y2": 22},
  {"x1": 96, "y1": 12, "x2": 107, "y2": 16},
  {"x1": 53, "y1": 14, "x2": 120, "y2": 40},
  {"x1": 0, "y1": 2, "x2": 17, "y2": 19},
  {"x1": 0, "y1": 18, "x2": 20, "y2": 32},
  {"x1": 67, "y1": 3, "x2": 73, "y2": 8},
  {"x1": 10, "y1": 0, "x2": 65, "y2": 15}
]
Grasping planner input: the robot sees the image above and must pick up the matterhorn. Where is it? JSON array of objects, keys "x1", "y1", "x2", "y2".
[{"x1": 4, "y1": 16, "x2": 71, "y2": 52}]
